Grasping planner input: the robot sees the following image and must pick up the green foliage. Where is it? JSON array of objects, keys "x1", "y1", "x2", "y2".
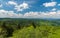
[
  {"x1": 0, "y1": 27, "x2": 7, "y2": 38},
  {"x1": 0, "y1": 19, "x2": 60, "y2": 38},
  {"x1": 12, "y1": 25, "x2": 60, "y2": 38},
  {"x1": 12, "y1": 26, "x2": 35, "y2": 38}
]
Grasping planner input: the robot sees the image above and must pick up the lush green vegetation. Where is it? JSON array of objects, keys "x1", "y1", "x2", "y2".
[{"x1": 0, "y1": 18, "x2": 60, "y2": 38}]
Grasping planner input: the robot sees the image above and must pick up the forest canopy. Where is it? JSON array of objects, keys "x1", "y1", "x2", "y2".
[{"x1": 0, "y1": 18, "x2": 60, "y2": 38}]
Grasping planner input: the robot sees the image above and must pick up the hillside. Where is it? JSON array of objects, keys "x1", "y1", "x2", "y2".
[{"x1": 0, "y1": 19, "x2": 60, "y2": 38}]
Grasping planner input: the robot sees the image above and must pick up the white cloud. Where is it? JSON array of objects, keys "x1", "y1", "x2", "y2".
[
  {"x1": 24, "y1": 12, "x2": 39, "y2": 18},
  {"x1": 43, "y1": 2, "x2": 57, "y2": 7},
  {"x1": 7, "y1": 1, "x2": 29, "y2": 11},
  {"x1": 0, "y1": 10, "x2": 23, "y2": 18},
  {"x1": 23, "y1": 11, "x2": 60, "y2": 18},
  {"x1": 23, "y1": 12, "x2": 55, "y2": 18},
  {"x1": 0, "y1": 9, "x2": 60, "y2": 18},
  {"x1": 7, "y1": 1, "x2": 17, "y2": 5},
  {"x1": 15, "y1": 2, "x2": 29, "y2": 11}
]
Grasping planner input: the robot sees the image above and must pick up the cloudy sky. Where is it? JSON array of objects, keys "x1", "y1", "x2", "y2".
[{"x1": 0, "y1": 0, "x2": 60, "y2": 18}]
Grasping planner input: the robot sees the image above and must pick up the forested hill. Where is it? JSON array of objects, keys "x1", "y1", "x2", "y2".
[{"x1": 0, "y1": 18, "x2": 60, "y2": 38}]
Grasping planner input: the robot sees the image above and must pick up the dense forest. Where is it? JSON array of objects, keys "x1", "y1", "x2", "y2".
[{"x1": 0, "y1": 18, "x2": 60, "y2": 38}]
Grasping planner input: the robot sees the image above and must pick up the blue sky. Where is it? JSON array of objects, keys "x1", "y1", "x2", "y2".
[{"x1": 0, "y1": 0, "x2": 60, "y2": 18}]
